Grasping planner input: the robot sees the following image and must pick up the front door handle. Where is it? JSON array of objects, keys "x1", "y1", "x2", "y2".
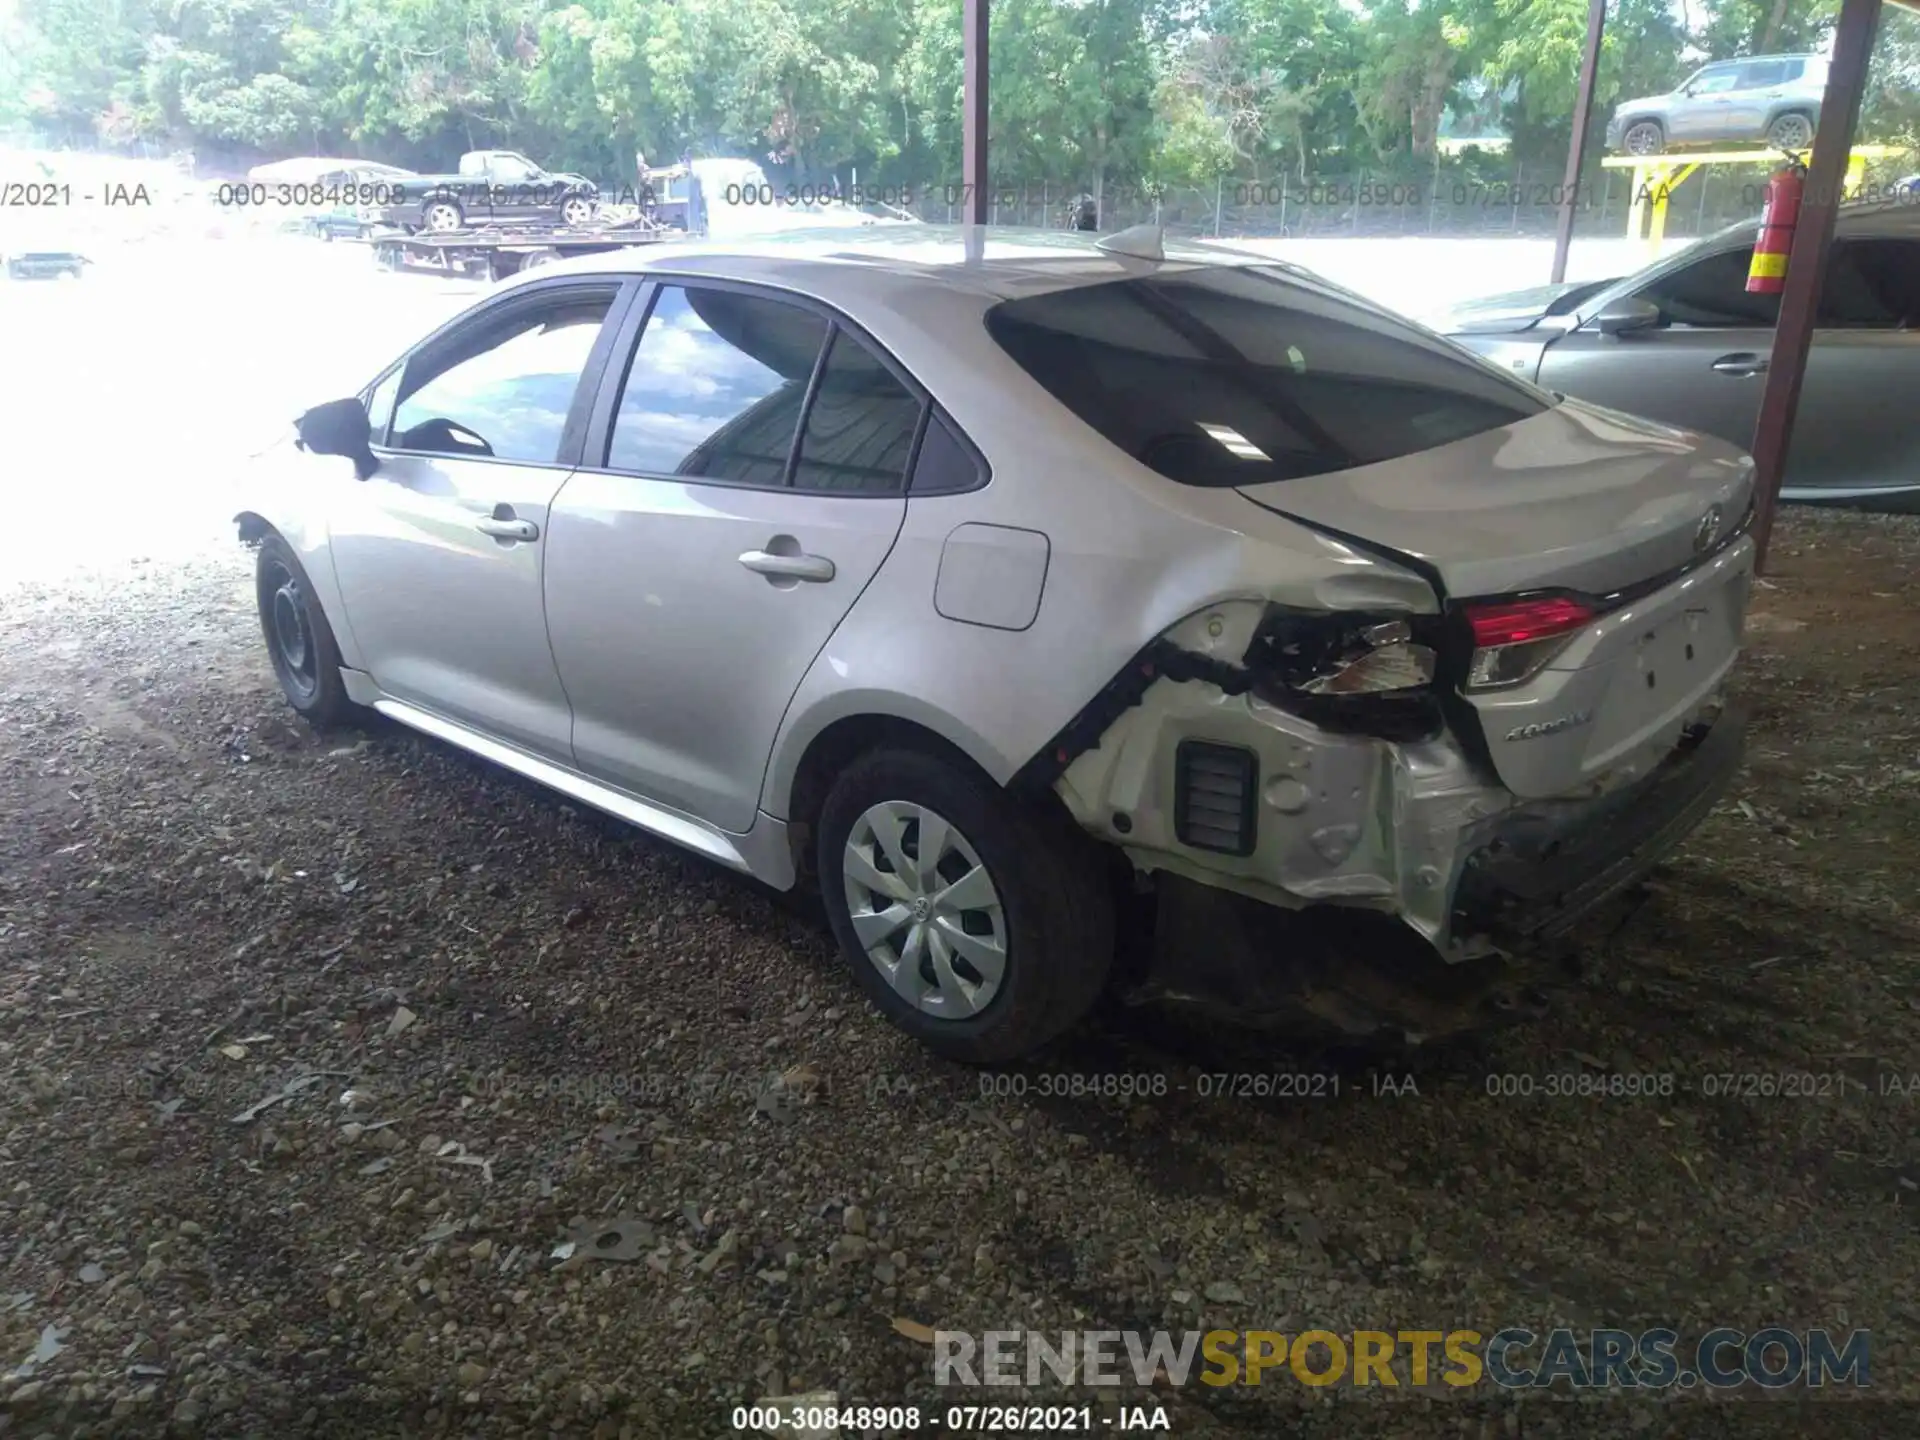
[
  {"x1": 740, "y1": 549, "x2": 835, "y2": 583},
  {"x1": 1711, "y1": 353, "x2": 1769, "y2": 377},
  {"x1": 476, "y1": 515, "x2": 539, "y2": 541}
]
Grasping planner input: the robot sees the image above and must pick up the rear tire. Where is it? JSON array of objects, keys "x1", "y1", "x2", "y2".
[
  {"x1": 255, "y1": 534, "x2": 355, "y2": 729},
  {"x1": 1766, "y1": 112, "x2": 1814, "y2": 151},
  {"x1": 817, "y1": 749, "x2": 1114, "y2": 1063}
]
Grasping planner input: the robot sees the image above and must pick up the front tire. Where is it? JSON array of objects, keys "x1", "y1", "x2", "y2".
[
  {"x1": 422, "y1": 200, "x2": 464, "y2": 232},
  {"x1": 255, "y1": 534, "x2": 354, "y2": 729},
  {"x1": 559, "y1": 196, "x2": 594, "y2": 227},
  {"x1": 1622, "y1": 120, "x2": 1665, "y2": 156},
  {"x1": 818, "y1": 749, "x2": 1114, "y2": 1063}
]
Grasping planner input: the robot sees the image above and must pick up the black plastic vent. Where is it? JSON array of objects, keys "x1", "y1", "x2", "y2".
[{"x1": 1174, "y1": 741, "x2": 1258, "y2": 856}]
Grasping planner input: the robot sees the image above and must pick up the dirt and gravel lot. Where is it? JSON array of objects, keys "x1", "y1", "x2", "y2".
[{"x1": 2, "y1": 506, "x2": 1917, "y2": 1440}]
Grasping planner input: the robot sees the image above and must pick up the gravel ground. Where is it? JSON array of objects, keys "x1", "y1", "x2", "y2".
[{"x1": 2, "y1": 508, "x2": 1917, "y2": 1440}]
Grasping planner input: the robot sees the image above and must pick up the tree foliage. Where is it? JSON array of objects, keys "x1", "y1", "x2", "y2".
[{"x1": 3, "y1": 0, "x2": 1913, "y2": 188}]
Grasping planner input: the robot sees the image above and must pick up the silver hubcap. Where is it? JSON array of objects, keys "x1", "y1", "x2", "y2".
[
  {"x1": 1626, "y1": 125, "x2": 1660, "y2": 155},
  {"x1": 1772, "y1": 117, "x2": 1810, "y2": 148},
  {"x1": 427, "y1": 205, "x2": 459, "y2": 231},
  {"x1": 842, "y1": 801, "x2": 1007, "y2": 1020}
]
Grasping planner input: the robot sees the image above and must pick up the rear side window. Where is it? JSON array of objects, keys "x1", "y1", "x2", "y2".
[
  {"x1": 984, "y1": 267, "x2": 1549, "y2": 487},
  {"x1": 1741, "y1": 60, "x2": 1787, "y2": 87},
  {"x1": 1819, "y1": 239, "x2": 1920, "y2": 327},
  {"x1": 790, "y1": 330, "x2": 923, "y2": 493},
  {"x1": 607, "y1": 284, "x2": 828, "y2": 484}
]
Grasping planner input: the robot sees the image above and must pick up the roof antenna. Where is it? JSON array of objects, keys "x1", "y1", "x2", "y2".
[{"x1": 1094, "y1": 223, "x2": 1164, "y2": 262}]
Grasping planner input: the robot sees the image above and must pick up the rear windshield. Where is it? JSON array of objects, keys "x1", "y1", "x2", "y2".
[{"x1": 985, "y1": 266, "x2": 1550, "y2": 486}]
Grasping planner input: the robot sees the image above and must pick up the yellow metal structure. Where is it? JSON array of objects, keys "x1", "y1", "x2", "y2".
[{"x1": 1601, "y1": 145, "x2": 1908, "y2": 249}]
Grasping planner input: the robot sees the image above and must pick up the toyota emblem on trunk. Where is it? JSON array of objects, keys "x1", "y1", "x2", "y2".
[{"x1": 1694, "y1": 505, "x2": 1723, "y2": 554}]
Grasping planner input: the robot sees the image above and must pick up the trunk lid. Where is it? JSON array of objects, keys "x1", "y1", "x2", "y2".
[
  {"x1": 1235, "y1": 397, "x2": 1755, "y2": 600},
  {"x1": 1239, "y1": 398, "x2": 1757, "y2": 800}
]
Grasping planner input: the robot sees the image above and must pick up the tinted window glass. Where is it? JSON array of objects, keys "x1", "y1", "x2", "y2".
[
  {"x1": 791, "y1": 331, "x2": 922, "y2": 493},
  {"x1": 608, "y1": 285, "x2": 828, "y2": 484},
  {"x1": 1741, "y1": 60, "x2": 1787, "y2": 87},
  {"x1": 912, "y1": 412, "x2": 986, "y2": 494},
  {"x1": 1637, "y1": 248, "x2": 1780, "y2": 327},
  {"x1": 1820, "y1": 240, "x2": 1920, "y2": 327},
  {"x1": 986, "y1": 267, "x2": 1548, "y2": 486},
  {"x1": 391, "y1": 292, "x2": 613, "y2": 463}
]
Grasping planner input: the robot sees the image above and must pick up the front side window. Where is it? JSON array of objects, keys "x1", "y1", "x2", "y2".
[
  {"x1": 491, "y1": 154, "x2": 538, "y2": 182},
  {"x1": 791, "y1": 331, "x2": 923, "y2": 493},
  {"x1": 986, "y1": 267, "x2": 1548, "y2": 487},
  {"x1": 1635, "y1": 248, "x2": 1780, "y2": 327},
  {"x1": 606, "y1": 285, "x2": 829, "y2": 485},
  {"x1": 1690, "y1": 68, "x2": 1742, "y2": 95},
  {"x1": 365, "y1": 366, "x2": 403, "y2": 444},
  {"x1": 390, "y1": 289, "x2": 615, "y2": 463}
]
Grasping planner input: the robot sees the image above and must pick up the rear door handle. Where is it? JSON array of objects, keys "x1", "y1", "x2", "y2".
[
  {"x1": 1711, "y1": 353, "x2": 1769, "y2": 377},
  {"x1": 739, "y1": 549, "x2": 835, "y2": 583},
  {"x1": 476, "y1": 516, "x2": 539, "y2": 541}
]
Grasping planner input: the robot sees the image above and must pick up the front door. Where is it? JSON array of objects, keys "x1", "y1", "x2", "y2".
[
  {"x1": 1539, "y1": 246, "x2": 1775, "y2": 451},
  {"x1": 543, "y1": 281, "x2": 919, "y2": 833},
  {"x1": 328, "y1": 280, "x2": 627, "y2": 759}
]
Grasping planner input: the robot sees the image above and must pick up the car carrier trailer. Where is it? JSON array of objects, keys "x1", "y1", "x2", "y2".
[{"x1": 368, "y1": 217, "x2": 678, "y2": 280}]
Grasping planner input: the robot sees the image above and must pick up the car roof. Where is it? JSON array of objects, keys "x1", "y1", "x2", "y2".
[
  {"x1": 506, "y1": 224, "x2": 1291, "y2": 303},
  {"x1": 1699, "y1": 199, "x2": 1920, "y2": 247}
]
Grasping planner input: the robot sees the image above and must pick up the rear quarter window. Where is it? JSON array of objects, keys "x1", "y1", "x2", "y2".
[{"x1": 984, "y1": 267, "x2": 1549, "y2": 487}]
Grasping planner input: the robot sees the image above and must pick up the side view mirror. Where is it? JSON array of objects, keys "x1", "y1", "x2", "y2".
[
  {"x1": 1589, "y1": 296, "x2": 1662, "y2": 337},
  {"x1": 294, "y1": 397, "x2": 379, "y2": 479}
]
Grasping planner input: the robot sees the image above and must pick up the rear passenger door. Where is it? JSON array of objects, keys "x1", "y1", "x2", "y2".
[
  {"x1": 542, "y1": 281, "x2": 921, "y2": 832},
  {"x1": 1785, "y1": 237, "x2": 1920, "y2": 496}
]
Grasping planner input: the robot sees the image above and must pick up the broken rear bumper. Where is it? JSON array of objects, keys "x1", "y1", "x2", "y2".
[
  {"x1": 1451, "y1": 702, "x2": 1745, "y2": 948},
  {"x1": 1117, "y1": 704, "x2": 1744, "y2": 1043}
]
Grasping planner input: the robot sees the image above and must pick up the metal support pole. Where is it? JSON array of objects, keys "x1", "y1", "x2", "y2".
[
  {"x1": 1747, "y1": 0, "x2": 1882, "y2": 573},
  {"x1": 1551, "y1": 0, "x2": 1607, "y2": 283},
  {"x1": 962, "y1": 0, "x2": 989, "y2": 227}
]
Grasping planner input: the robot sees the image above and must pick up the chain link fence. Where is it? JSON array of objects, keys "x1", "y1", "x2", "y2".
[{"x1": 897, "y1": 155, "x2": 1916, "y2": 242}]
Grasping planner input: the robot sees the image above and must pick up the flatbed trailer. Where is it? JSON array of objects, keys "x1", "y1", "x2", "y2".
[{"x1": 368, "y1": 218, "x2": 679, "y2": 280}]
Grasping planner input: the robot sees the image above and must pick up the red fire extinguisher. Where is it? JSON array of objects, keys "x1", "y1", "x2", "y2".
[{"x1": 1746, "y1": 159, "x2": 1805, "y2": 294}]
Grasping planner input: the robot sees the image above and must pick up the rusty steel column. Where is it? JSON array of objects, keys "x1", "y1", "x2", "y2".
[
  {"x1": 1747, "y1": 0, "x2": 1882, "y2": 572},
  {"x1": 1550, "y1": 0, "x2": 1608, "y2": 284},
  {"x1": 962, "y1": 0, "x2": 990, "y2": 226}
]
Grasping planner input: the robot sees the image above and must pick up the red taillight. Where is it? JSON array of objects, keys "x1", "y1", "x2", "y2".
[
  {"x1": 1464, "y1": 596, "x2": 1594, "y2": 648},
  {"x1": 1462, "y1": 595, "x2": 1596, "y2": 690}
]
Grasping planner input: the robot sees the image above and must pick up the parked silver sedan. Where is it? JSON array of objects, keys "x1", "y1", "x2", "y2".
[
  {"x1": 239, "y1": 227, "x2": 1755, "y2": 1059},
  {"x1": 1434, "y1": 202, "x2": 1920, "y2": 507}
]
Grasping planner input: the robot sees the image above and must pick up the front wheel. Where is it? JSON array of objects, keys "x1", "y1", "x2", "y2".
[
  {"x1": 255, "y1": 534, "x2": 355, "y2": 728},
  {"x1": 818, "y1": 749, "x2": 1114, "y2": 1063},
  {"x1": 559, "y1": 196, "x2": 595, "y2": 227},
  {"x1": 1622, "y1": 120, "x2": 1665, "y2": 156},
  {"x1": 421, "y1": 200, "x2": 464, "y2": 232}
]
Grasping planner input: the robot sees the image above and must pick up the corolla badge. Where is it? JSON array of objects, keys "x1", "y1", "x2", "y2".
[
  {"x1": 1506, "y1": 710, "x2": 1593, "y2": 742},
  {"x1": 1694, "y1": 504, "x2": 1723, "y2": 554}
]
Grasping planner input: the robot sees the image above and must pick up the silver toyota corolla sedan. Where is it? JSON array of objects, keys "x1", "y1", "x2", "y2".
[
  {"x1": 1434, "y1": 201, "x2": 1920, "y2": 508},
  {"x1": 238, "y1": 226, "x2": 1755, "y2": 1060}
]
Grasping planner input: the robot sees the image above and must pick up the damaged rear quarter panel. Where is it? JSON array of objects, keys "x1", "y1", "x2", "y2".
[{"x1": 757, "y1": 391, "x2": 1442, "y2": 823}]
